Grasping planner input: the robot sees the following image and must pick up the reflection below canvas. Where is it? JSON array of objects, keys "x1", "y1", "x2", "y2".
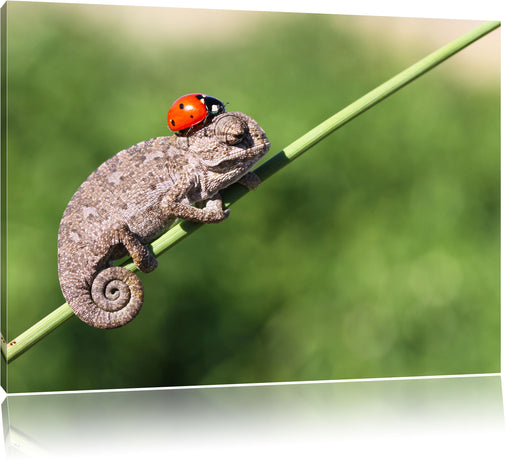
[{"x1": 1, "y1": 374, "x2": 507, "y2": 460}]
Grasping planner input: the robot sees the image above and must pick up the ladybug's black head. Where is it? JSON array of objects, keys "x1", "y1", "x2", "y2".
[{"x1": 203, "y1": 96, "x2": 226, "y2": 117}]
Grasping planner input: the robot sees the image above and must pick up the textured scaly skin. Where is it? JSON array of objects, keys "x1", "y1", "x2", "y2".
[{"x1": 58, "y1": 112, "x2": 270, "y2": 329}]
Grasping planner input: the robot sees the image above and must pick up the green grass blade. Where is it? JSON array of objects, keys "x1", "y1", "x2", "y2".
[{"x1": 5, "y1": 303, "x2": 75, "y2": 362}]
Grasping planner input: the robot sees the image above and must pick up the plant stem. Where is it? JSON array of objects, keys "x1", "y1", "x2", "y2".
[
  {"x1": 5, "y1": 304, "x2": 75, "y2": 362},
  {"x1": 1, "y1": 20, "x2": 500, "y2": 363}
]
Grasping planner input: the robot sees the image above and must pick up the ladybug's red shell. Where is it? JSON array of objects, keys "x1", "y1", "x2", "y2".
[{"x1": 167, "y1": 93, "x2": 225, "y2": 132}]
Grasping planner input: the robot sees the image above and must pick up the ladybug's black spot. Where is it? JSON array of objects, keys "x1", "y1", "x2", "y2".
[
  {"x1": 190, "y1": 115, "x2": 194, "y2": 118},
  {"x1": 195, "y1": 94, "x2": 203, "y2": 100},
  {"x1": 179, "y1": 103, "x2": 184, "y2": 109},
  {"x1": 171, "y1": 120, "x2": 175, "y2": 126}
]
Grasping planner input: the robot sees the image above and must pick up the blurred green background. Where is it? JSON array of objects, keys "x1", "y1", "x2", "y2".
[{"x1": 4, "y1": 3, "x2": 500, "y2": 393}]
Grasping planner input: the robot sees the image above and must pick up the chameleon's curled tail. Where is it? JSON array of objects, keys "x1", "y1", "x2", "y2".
[{"x1": 71, "y1": 267, "x2": 144, "y2": 329}]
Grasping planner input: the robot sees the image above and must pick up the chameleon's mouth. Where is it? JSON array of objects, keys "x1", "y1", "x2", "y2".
[{"x1": 200, "y1": 139, "x2": 271, "y2": 170}]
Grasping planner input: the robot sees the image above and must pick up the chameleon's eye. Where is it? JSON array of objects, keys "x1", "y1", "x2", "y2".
[
  {"x1": 167, "y1": 93, "x2": 225, "y2": 132},
  {"x1": 214, "y1": 113, "x2": 248, "y2": 145}
]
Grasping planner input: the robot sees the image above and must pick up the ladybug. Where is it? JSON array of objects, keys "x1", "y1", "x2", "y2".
[{"x1": 167, "y1": 93, "x2": 226, "y2": 132}]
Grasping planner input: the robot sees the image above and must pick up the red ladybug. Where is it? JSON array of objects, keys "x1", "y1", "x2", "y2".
[{"x1": 167, "y1": 93, "x2": 226, "y2": 132}]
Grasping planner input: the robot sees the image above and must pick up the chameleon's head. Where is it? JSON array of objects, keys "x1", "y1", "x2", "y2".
[{"x1": 188, "y1": 112, "x2": 270, "y2": 179}]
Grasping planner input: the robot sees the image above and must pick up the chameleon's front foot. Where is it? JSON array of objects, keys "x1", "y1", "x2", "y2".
[
  {"x1": 161, "y1": 193, "x2": 230, "y2": 224},
  {"x1": 203, "y1": 196, "x2": 230, "y2": 223}
]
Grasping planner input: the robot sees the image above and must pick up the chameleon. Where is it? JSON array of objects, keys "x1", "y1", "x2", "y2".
[{"x1": 57, "y1": 111, "x2": 270, "y2": 329}]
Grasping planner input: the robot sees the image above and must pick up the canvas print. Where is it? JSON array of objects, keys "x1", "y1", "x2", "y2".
[{"x1": 0, "y1": 2, "x2": 500, "y2": 393}]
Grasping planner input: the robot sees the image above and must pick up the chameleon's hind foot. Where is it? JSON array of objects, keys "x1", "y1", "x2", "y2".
[{"x1": 111, "y1": 224, "x2": 158, "y2": 273}]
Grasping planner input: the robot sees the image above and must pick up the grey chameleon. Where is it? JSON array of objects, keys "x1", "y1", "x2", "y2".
[{"x1": 58, "y1": 112, "x2": 270, "y2": 329}]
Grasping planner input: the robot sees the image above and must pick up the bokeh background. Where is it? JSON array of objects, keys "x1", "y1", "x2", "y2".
[{"x1": 4, "y1": 2, "x2": 500, "y2": 392}]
